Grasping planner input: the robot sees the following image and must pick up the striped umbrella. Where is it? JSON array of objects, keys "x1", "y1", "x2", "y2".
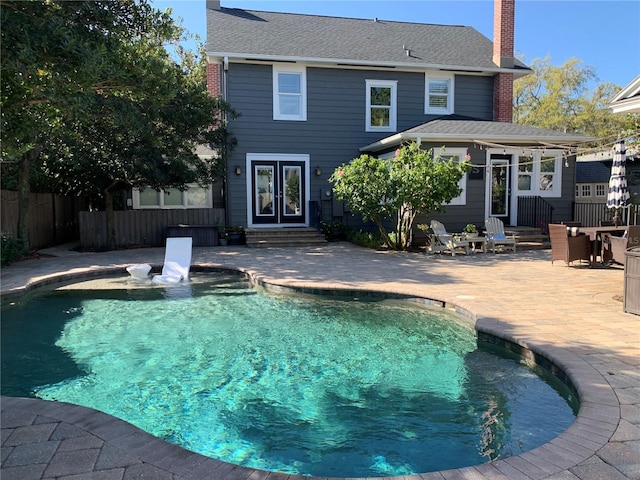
[{"x1": 607, "y1": 139, "x2": 630, "y2": 226}]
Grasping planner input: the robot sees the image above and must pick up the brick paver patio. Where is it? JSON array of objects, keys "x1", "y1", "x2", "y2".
[{"x1": 1, "y1": 243, "x2": 638, "y2": 479}]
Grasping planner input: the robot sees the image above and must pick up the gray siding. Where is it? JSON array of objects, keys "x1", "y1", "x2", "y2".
[
  {"x1": 225, "y1": 63, "x2": 495, "y2": 228},
  {"x1": 455, "y1": 75, "x2": 493, "y2": 120}
]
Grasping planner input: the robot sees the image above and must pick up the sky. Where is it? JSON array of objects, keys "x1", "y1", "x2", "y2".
[{"x1": 153, "y1": 0, "x2": 640, "y2": 91}]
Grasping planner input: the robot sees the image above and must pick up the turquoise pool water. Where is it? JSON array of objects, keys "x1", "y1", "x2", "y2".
[{"x1": 1, "y1": 274, "x2": 577, "y2": 476}]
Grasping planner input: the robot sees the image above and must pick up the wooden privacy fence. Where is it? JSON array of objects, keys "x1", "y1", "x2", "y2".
[
  {"x1": 574, "y1": 202, "x2": 639, "y2": 227},
  {"x1": 79, "y1": 208, "x2": 225, "y2": 249},
  {"x1": 1, "y1": 190, "x2": 83, "y2": 249}
]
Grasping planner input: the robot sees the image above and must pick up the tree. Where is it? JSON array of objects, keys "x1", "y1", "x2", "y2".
[
  {"x1": 513, "y1": 56, "x2": 637, "y2": 145},
  {"x1": 329, "y1": 142, "x2": 469, "y2": 250},
  {"x1": 1, "y1": 1, "x2": 234, "y2": 249}
]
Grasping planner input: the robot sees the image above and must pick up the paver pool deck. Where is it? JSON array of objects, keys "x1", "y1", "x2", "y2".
[{"x1": 1, "y1": 242, "x2": 639, "y2": 480}]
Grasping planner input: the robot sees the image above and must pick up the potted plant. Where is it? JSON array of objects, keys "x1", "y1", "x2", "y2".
[
  {"x1": 463, "y1": 223, "x2": 479, "y2": 238},
  {"x1": 225, "y1": 226, "x2": 245, "y2": 245}
]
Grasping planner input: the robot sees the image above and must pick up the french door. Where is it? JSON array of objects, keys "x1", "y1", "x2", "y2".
[
  {"x1": 489, "y1": 154, "x2": 511, "y2": 222},
  {"x1": 251, "y1": 160, "x2": 306, "y2": 225}
]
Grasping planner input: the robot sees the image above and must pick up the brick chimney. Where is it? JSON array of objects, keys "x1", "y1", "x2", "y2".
[
  {"x1": 206, "y1": 0, "x2": 222, "y2": 97},
  {"x1": 207, "y1": 63, "x2": 221, "y2": 97},
  {"x1": 493, "y1": 0, "x2": 515, "y2": 123}
]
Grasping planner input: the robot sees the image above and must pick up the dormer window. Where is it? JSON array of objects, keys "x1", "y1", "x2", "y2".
[
  {"x1": 366, "y1": 79, "x2": 397, "y2": 132},
  {"x1": 273, "y1": 64, "x2": 307, "y2": 121},
  {"x1": 425, "y1": 74, "x2": 454, "y2": 115}
]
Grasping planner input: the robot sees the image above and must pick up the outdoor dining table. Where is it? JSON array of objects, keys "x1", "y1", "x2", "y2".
[{"x1": 575, "y1": 225, "x2": 628, "y2": 266}]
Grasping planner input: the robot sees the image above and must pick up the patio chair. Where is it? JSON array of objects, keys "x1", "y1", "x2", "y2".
[
  {"x1": 428, "y1": 220, "x2": 469, "y2": 256},
  {"x1": 602, "y1": 226, "x2": 640, "y2": 266},
  {"x1": 151, "y1": 237, "x2": 193, "y2": 284},
  {"x1": 484, "y1": 217, "x2": 516, "y2": 253},
  {"x1": 548, "y1": 224, "x2": 591, "y2": 266}
]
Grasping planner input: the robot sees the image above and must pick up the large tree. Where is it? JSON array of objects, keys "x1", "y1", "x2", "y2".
[
  {"x1": 330, "y1": 142, "x2": 469, "y2": 250},
  {"x1": 1, "y1": 1, "x2": 233, "y2": 249},
  {"x1": 513, "y1": 57, "x2": 637, "y2": 145}
]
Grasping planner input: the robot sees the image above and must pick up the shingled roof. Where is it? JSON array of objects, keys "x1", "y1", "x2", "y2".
[
  {"x1": 206, "y1": 7, "x2": 529, "y2": 74},
  {"x1": 576, "y1": 162, "x2": 611, "y2": 184},
  {"x1": 361, "y1": 117, "x2": 597, "y2": 152}
]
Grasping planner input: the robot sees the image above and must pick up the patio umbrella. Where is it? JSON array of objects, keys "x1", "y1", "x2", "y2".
[{"x1": 606, "y1": 138, "x2": 631, "y2": 226}]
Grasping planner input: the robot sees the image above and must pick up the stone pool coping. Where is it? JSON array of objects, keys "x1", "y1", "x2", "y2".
[{"x1": 1, "y1": 243, "x2": 638, "y2": 479}]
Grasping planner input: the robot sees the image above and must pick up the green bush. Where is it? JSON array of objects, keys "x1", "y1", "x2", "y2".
[
  {"x1": 1, "y1": 232, "x2": 28, "y2": 266},
  {"x1": 347, "y1": 229, "x2": 385, "y2": 249}
]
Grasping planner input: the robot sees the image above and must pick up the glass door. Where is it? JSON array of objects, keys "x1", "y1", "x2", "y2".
[
  {"x1": 490, "y1": 155, "x2": 511, "y2": 221},
  {"x1": 251, "y1": 160, "x2": 305, "y2": 225}
]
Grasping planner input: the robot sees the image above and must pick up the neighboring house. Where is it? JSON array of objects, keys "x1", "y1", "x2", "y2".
[
  {"x1": 608, "y1": 74, "x2": 640, "y2": 114},
  {"x1": 577, "y1": 152, "x2": 640, "y2": 203},
  {"x1": 575, "y1": 160, "x2": 610, "y2": 204},
  {"x1": 205, "y1": 0, "x2": 594, "y2": 233}
]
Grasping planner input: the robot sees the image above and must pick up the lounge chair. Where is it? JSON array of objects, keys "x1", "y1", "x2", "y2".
[
  {"x1": 428, "y1": 220, "x2": 469, "y2": 256},
  {"x1": 152, "y1": 237, "x2": 193, "y2": 284},
  {"x1": 548, "y1": 224, "x2": 591, "y2": 266},
  {"x1": 602, "y1": 226, "x2": 640, "y2": 266},
  {"x1": 484, "y1": 217, "x2": 516, "y2": 253}
]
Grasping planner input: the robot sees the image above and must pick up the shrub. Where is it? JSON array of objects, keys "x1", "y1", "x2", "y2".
[
  {"x1": 1, "y1": 232, "x2": 28, "y2": 266},
  {"x1": 320, "y1": 220, "x2": 347, "y2": 241},
  {"x1": 347, "y1": 229, "x2": 385, "y2": 249},
  {"x1": 330, "y1": 141, "x2": 470, "y2": 250}
]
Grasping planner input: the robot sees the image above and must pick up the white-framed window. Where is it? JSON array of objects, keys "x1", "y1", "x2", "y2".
[
  {"x1": 366, "y1": 79, "x2": 397, "y2": 132},
  {"x1": 435, "y1": 147, "x2": 467, "y2": 205},
  {"x1": 539, "y1": 156, "x2": 557, "y2": 192},
  {"x1": 517, "y1": 156, "x2": 533, "y2": 191},
  {"x1": 514, "y1": 152, "x2": 562, "y2": 197},
  {"x1": 273, "y1": 64, "x2": 307, "y2": 121},
  {"x1": 132, "y1": 184, "x2": 213, "y2": 209},
  {"x1": 580, "y1": 184, "x2": 592, "y2": 198},
  {"x1": 595, "y1": 183, "x2": 607, "y2": 197},
  {"x1": 425, "y1": 73, "x2": 454, "y2": 115}
]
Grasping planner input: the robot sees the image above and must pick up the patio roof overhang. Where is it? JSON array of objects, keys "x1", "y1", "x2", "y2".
[{"x1": 360, "y1": 118, "x2": 597, "y2": 153}]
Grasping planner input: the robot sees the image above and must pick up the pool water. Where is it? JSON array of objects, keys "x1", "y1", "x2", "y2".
[{"x1": 1, "y1": 274, "x2": 577, "y2": 476}]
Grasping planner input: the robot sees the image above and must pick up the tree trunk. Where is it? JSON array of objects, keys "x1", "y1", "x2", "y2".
[
  {"x1": 17, "y1": 147, "x2": 41, "y2": 248},
  {"x1": 104, "y1": 185, "x2": 116, "y2": 250}
]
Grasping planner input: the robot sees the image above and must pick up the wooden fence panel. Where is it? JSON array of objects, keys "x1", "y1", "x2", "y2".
[
  {"x1": 1, "y1": 190, "x2": 81, "y2": 249},
  {"x1": 1, "y1": 191, "x2": 19, "y2": 238},
  {"x1": 574, "y1": 202, "x2": 639, "y2": 227},
  {"x1": 79, "y1": 211, "x2": 107, "y2": 249},
  {"x1": 79, "y1": 208, "x2": 225, "y2": 249}
]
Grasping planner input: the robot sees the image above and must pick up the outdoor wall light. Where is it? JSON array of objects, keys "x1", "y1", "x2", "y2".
[
  {"x1": 235, "y1": 166, "x2": 242, "y2": 175},
  {"x1": 315, "y1": 167, "x2": 322, "y2": 176}
]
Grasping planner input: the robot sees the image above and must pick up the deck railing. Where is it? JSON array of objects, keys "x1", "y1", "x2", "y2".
[{"x1": 517, "y1": 196, "x2": 555, "y2": 233}]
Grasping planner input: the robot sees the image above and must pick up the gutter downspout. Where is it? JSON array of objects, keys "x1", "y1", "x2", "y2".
[{"x1": 222, "y1": 56, "x2": 231, "y2": 228}]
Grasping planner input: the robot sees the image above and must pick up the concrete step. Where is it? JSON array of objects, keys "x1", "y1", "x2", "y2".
[
  {"x1": 504, "y1": 226, "x2": 549, "y2": 250},
  {"x1": 245, "y1": 227, "x2": 327, "y2": 248}
]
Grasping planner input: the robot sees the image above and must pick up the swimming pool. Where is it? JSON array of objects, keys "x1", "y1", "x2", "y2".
[{"x1": 1, "y1": 273, "x2": 578, "y2": 477}]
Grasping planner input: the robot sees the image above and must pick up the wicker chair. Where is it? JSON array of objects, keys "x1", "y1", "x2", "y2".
[
  {"x1": 602, "y1": 226, "x2": 640, "y2": 266},
  {"x1": 548, "y1": 224, "x2": 591, "y2": 266}
]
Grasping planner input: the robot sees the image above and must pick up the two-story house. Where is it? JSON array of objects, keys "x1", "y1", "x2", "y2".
[{"x1": 205, "y1": 0, "x2": 594, "y2": 235}]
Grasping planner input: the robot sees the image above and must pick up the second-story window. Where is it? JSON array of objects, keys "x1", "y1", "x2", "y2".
[
  {"x1": 366, "y1": 79, "x2": 397, "y2": 132},
  {"x1": 273, "y1": 65, "x2": 306, "y2": 121},
  {"x1": 425, "y1": 74, "x2": 454, "y2": 115}
]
